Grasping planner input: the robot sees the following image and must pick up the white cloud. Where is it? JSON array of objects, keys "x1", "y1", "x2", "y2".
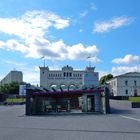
[
  {"x1": 0, "y1": 38, "x2": 100, "y2": 63},
  {"x1": 0, "y1": 10, "x2": 100, "y2": 63},
  {"x1": 48, "y1": 65, "x2": 62, "y2": 71},
  {"x1": 0, "y1": 63, "x2": 39, "y2": 85},
  {"x1": 4, "y1": 60, "x2": 28, "y2": 67},
  {"x1": 1, "y1": 59, "x2": 39, "y2": 84},
  {"x1": 98, "y1": 70, "x2": 110, "y2": 79},
  {"x1": 37, "y1": 40, "x2": 100, "y2": 63},
  {"x1": 93, "y1": 16, "x2": 134, "y2": 33},
  {"x1": 87, "y1": 56, "x2": 101, "y2": 63},
  {"x1": 0, "y1": 39, "x2": 29, "y2": 54},
  {"x1": 0, "y1": 10, "x2": 70, "y2": 40},
  {"x1": 67, "y1": 43, "x2": 100, "y2": 63},
  {"x1": 19, "y1": 66, "x2": 40, "y2": 85},
  {"x1": 0, "y1": 41, "x2": 5, "y2": 48},
  {"x1": 112, "y1": 66, "x2": 140, "y2": 73},
  {"x1": 112, "y1": 54, "x2": 140, "y2": 64},
  {"x1": 7, "y1": 39, "x2": 29, "y2": 53}
]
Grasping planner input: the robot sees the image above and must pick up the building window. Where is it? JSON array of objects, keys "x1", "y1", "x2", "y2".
[
  {"x1": 125, "y1": 80, "x2": 128, "y2": 86},
  {"x1": 70, "y1": 72, "x2": 72, "y2": 77},
  {"x1": 64, "y1": 72, "x2": 66, "y2": 77},
  {"x1": 134, "y1": 89, "x2": 137, "y2": 96},
  {"x1": 134, "y1": 80, "x2": 137, "y2": 86},
  {"x1": 125, "y1": 90, "x2": 128, "y2": 95}
]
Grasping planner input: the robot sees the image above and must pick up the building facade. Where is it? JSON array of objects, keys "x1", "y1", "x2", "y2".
[
  {"x1": 40, "y1": 65, "x2": 99, "y2": 88},
  {"x1": 106, "y1": 72, "x2": 140, "y2": 96},
  {"x1": 0, "y1": 70, "x2": 23, "y2": 85}
]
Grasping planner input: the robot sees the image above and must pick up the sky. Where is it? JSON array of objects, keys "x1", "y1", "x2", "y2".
[{"x1": 0, "y1": 0, "x2": 140, "y2": 85}]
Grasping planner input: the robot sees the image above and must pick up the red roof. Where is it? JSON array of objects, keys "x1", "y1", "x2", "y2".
[{"x1": 29, "y1": 88, "x2": 104, "y2": 97}]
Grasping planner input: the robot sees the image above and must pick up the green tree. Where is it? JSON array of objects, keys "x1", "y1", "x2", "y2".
[
  {"x1": 99, "y1": 74, "x2": 113, "y2": 85},
  {"x1": 0, "y1": 84, "x2": 9, "y2": 94},
  {"x1": 0, "y1": 81, "x2": 25, "y2": 95}
]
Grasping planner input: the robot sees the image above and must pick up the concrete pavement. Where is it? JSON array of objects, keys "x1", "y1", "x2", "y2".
[{"x1": 0, "y1": 101, "x2": 140, "y2": 140}]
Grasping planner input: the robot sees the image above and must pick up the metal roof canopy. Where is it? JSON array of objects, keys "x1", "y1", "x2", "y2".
[{"x1": 28, "y1": 88, "x2": 104, "y2": 98}]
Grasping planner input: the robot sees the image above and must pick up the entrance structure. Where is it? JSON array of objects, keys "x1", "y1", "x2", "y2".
[{"x1": 25, "y1": 86, "x2": 110, "y2": 115}]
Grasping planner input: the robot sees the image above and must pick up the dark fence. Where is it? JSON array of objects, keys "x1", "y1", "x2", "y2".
[
  {"x1": 132, "y1": 102, "x2": 140, "y2": 108},
  {"x1": 110, "y1": 96, "x2": 129, "y2": 100}
]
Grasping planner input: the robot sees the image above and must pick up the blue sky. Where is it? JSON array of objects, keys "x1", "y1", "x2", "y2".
[{"x1": 0, "y1": 0, "x2": 140, "y2": 84}]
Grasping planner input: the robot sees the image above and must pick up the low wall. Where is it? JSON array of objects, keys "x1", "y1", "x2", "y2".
[
  {"x1": 132, "y1": 102, "x2": 140, "y2": 108},
  {"x1": 110, "y1": 100, "x2": 132, "y2": 110},
  {"x1": 110, "y1": 99, "x2": 140, "y2": 109}
]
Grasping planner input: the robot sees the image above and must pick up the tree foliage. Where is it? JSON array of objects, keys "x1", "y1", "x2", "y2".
[
  {"x1": 99, "y1": 74, "x2": 113, "y2": 85},
  {"x1": 0, "y1": 81, "x2": 24, "y2": 95}
]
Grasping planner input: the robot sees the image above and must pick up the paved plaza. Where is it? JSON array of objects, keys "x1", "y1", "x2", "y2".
[{"x1": 0, "y1": 100, "x2": 140, "y2": 140}]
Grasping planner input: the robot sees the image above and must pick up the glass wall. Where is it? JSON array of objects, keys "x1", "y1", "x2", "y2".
[{"x1": 32, "y1": 96, "x2": 82, "y2": 114}]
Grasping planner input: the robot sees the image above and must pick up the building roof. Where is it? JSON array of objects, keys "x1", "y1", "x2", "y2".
[
  {"x1": 106, "y1": 72, "x2": 140, "y2": 83},
  {"x1": 27, "y1": 87, "x2": 104, "y2": 97},
  {"x1": 0, "y1": 70, "x2": 23, "y2": 85}
]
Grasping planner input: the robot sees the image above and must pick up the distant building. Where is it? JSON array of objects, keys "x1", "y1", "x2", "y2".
[
  {"x1": 39, "y1": 65, "x2": 99, "y2": 88},
  {"x1": 106, "y1": 72, "x2": 140, "y2": 96},
  {"x1": 0, "y1": 70, "x2": 23, "y2": 85}
]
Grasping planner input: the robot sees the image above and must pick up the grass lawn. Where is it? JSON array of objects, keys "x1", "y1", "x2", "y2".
[
  {"x1": 6, "y1": 98, "x2": 25, "y2": 103},
  {"x1": 129, "y1": 97, "x2": 140, "y2": 102}
]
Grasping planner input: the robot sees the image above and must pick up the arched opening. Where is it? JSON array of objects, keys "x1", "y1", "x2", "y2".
[
  {"x1": 50, "y1": 84, "x2": 57, "y2": 88},
  {"x1": 50, "y1": 84, "x2": 58, "y2": 91},
  {"x1": 68, "y1": 84, "x2": 78, "y2": 90},
  {"x1": 60, "y1": 84, "x2": 68, "y2": 91}
]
